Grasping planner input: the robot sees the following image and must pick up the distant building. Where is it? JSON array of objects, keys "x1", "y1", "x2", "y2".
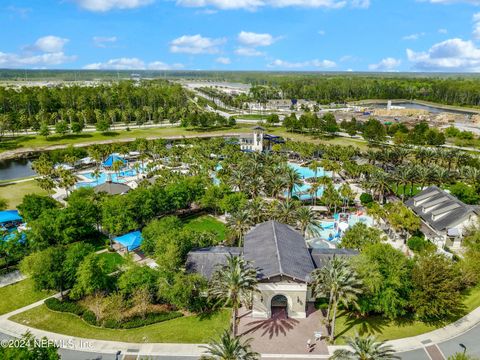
[
  {"x1": 238, "y1": 126, "x2": 265, "y2": 152},
  {"x1": 406, "y1": 186, "x2": 480, "y2": 249},
  {"x1": 186, "y1": 221, "x2": 357, "y2": 319}
]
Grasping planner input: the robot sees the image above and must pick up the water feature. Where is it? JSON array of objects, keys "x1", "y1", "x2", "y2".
[
  {"x1": 366, "y1": 101, "x2": 476, "y2": 115},
  {"x1": 0, "y1": 158, "x2": 36, "y2": 181},
  {"x1": 308, "y1": 213, "x2": 374, "y2": 249}
]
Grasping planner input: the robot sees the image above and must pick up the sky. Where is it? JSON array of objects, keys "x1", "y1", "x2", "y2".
[{"x1": 1, "y1": 0, "x2": 480, "y2": 72}]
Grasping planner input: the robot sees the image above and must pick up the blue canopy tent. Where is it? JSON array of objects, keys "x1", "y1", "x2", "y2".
[
  {"x1": 102, "y1": 154, "x2": 127, "y2": 168},
  {"x1": 0, "y1": 210, "x2": 22, "y2": 224},
  {"x1": 114, "y1": 231, "x2": 143, "y2": 251}
]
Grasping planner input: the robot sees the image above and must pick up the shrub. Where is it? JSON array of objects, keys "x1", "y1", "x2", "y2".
[
  {"x1": 407, "y1": 236, "x2": 435, "y2": 253},
  {"x1": 44, "y1": 298, "x2": 84, "y2": 316},
  {"x1": 44, "y1": 297, "x2": 182, "y2": 329},
  {"x1": 116, "y1": 311, "x2": 183, "y2": 329},
  {"x1": 360, "y1": 193, "x2": 373, "y2": 206},
  {"x1": 82, "y1": 310, "x2": 98, "y2": 326}
]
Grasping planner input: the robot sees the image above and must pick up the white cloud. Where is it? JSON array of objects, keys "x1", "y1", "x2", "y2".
[
  {"x1": 215, "y1": 57, "x2": 231, "y2": 64},
  {"x1": 176, "y1": 0, "x2": 369, "y2": 10},
  {"x1": 169, "y1": 34, "x2": 226, "y2": 54},
  {"x1": 407, "y1": 38, "x2": 480, "y2": 71},
  {"x1": 268, "y1": 58, "x2": 336, "y2": 68},
  {"x1": 7, "y1": 6, "x2": 32, "y2": 18},
  {"x1": 237, "y1": 31, "x2": 275, "y2": 47},
  {"x1": 318, "y1": 30, "x2": 326, "y2": 36},
  {"x1": 0, "y1": 52, "x2": 76, "y2": 68},
  {"x1": 402, "y1": 32, "x2": 425, "y2": 41},
  {"x1": 83, "y1": 57, "x2": 183, "y2": 70},
  {"x1": 0, "y1": 35, "x2": 76, "y2": 68},
  {"x1": 368, "y1": 57, "x2": 401, "y2": 71},
  {"x1": 438, "y1": 28, "x2": 448, "y2": 34},
  {"x1": 473, "y1": 13, "x2": 480, "y2": 39},
  {"x1": 33, "y1": 36, "x2": 69, "y2": 53},
  {"x1": 423, "y1": 0, "x2": 480, "y2": 4},
  {"x1": 73, "y1": 0, "x2": 154, "y2": 12},
  {"x1": 93, "y1": 36, "x2": 118, "y2": 48},
  {"x1": 235, "y1": 47, "x2": 265, "y2": 56}
]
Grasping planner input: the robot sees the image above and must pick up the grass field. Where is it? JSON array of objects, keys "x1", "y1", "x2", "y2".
[
  {"x1": 0, "y1": 126, "x2": 254, "y2": 153},
  {"x1": 10, "y1": 306, "x2": 229, "y2": 343},
  {"x1": 0, "y1": 125, "x2": 370, "y2": 155},
  {"x1": 334, "y1": 285, "x2": 480, "y2": 343},
  {"x1": 97, "y1": 252, "x2": 126, "y2": 273},
  {"x1": 0, "y1": 180, "x2": 47, "y2": 209},
  {"x1": 183, "y1": 214, "x2": 227, "y2": 242},
  {"x1": 0, "y1": 278, "x2": 55, "y2": 315}
]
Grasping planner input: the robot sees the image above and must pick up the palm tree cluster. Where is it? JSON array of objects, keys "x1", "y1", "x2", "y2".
[
  {"x1": 209, "y1": 255, "x2": 258, "y2": 337},
  {"x1": 312, "y1": 256, "x2": 363, "y2": 341},
  {"x1": 227, "y1": 198, "x2": 324, "y2": 245}
]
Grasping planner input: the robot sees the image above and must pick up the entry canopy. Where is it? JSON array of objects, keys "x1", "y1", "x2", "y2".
[
  {"x1": 102, "y1": 154, "x2": 127, "y2": 167},
  {"x1": 114, "y1": 230, "x2": 143, "y2": 251},
  {"x1": 0, "y1": 210, "x2": 22, "y2": 224}
]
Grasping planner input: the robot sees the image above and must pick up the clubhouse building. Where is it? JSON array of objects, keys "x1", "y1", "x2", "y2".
[{"x1": 186, "y1": 221, "x2": 356, "y2": 319}]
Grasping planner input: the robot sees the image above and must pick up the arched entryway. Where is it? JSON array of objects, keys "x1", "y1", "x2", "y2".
[{"x1": 271, "y1": 294, "x2": 288, "y2": 319}]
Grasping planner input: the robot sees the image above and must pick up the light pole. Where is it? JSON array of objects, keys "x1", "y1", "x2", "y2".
[
  {"x1": 115, "y1": 350, "x2": 122, "y2": 360},
  {"x1": 459, "y1": 343, "x2": 467, "y2": 355}
]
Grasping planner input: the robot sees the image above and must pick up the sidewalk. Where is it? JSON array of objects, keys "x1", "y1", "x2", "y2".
[{"x1": 0, "y1": 294, "x2": 479, "y2": 358}]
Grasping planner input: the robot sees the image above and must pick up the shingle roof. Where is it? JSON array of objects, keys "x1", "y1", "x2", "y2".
[
  {"x1": 310, "y1": 248, "x2": 359, "y2": 269},
  {"x1": 185, "y1": 246, "x2": 242, "y2": 280},
  {"x1": 94, "y1": 181, "x2": 131, "y2": 195},
  {"x1": 243, "y1": 221, "x2": 315, "y2": 282},
  {"x1": 405, "y1": 186, "x2": 480, "y2": 232}
]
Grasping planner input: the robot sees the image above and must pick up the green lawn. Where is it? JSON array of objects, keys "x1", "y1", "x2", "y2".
[
  {"x1": 0, "y1": 278, "x2": 55, "y2": 315},
  {"x1": 334, "y1": 285, "x2": 480, "y2": 343},
  {"x1": 0, "y1": 126, "x2": 254, "y2": 153},
  {"x1": 10, "y1": 305, "x2": 229, "y2": 343},
  {"x1": 0, "y1": 180, "x2": 47, "y2": 209},
  {"x1": 183, "y1": 214, "x2": 227, "y2": 242},
  {"x1": 97, "y1": 252, "x2": 126, "y2": 273}
]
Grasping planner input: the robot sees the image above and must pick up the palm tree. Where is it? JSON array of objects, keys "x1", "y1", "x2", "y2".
[
  {"x1": 309, "y1": 160, "x2": 321, "y2": 181},
  {"x1": 295, "y1": 206, "x2": 322, "y2": 239},
  {"x1": 331, "y1": 333, "x2": 399, "y2": 360},
  {"x1": 272, "y1": 199, "x2": 299, "y2": 225},
  {"x1": 111, "y1": 159, "x2": 123, "y2": 180},
  {"x1": 92, "y1": 168, "x2": 101, "y2": 185},
  {"x1": 285, "y1": 167, "x2": 303, "y2": 199},
  {"x1": 245, "y1": 198, "x2": 266, "y2": 225},
  {"x1": 370, "y1": 170, "x2": 390, "y2": 204},
  {"x1": 209, "y1": 255, "x2": 258, "y2": 337},
  {"x1": 202, "y1": 330, "x2": 259, "y2": 360},
  {"x1": 227, "y1": 211, "x2": 251, "y2": 247},
  {"x1": 339, "y1": 183, "x2": 354, "y2": 212},
  {"x1": 312, "y1": 257, "x2": 362, "y2": 341}
]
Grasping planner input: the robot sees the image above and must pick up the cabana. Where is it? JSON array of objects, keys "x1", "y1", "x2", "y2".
[
  {"x1": 114, "y1": 231, "x2": 143, "y2": 251},
  {"x1": 0, "y1": 210, "x2": 22, "y2": 224},
  {"x1": 0, "y1": 210, "x2": 23, "y2": 232},
  {"x1": 102, "y1": 154, "x2": 127, "y2": 168}
]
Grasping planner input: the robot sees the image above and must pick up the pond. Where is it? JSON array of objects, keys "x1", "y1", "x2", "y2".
[
  {"x1": 367, "y1": 101, "x2": 476, "y2": 115},
  {"x1": 0, "y1": 158, "x2": 36, "y2": 181}
]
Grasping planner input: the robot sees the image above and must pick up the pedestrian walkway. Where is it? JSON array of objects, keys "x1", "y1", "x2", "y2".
[{"x1": 0, "y1": 293, "x2": 479, "y2": 359}]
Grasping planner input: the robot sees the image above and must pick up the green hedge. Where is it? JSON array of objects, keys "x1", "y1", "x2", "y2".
[{"x1": 44, "y1": 297, "x2": 183, "y2": 329}]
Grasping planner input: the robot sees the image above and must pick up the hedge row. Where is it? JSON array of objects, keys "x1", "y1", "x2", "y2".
[{"x1": 44, "y1": 298, "x2": 182, "y2": 329}]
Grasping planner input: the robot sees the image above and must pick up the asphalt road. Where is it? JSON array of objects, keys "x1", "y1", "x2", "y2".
[{"x1": 398, "y1": 321, "x2": 480, "y2": 359}]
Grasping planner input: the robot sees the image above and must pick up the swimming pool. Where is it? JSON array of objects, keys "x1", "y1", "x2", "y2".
[
  {"x1": 288, "y1": 163, "x2": 332, "y2": 179},
  {"x1": 77, "y1": 166, "x2": 145, "y2": 188},
  {"x1": 309, "y1": 214, "x2": 374, "y2": 249}
]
